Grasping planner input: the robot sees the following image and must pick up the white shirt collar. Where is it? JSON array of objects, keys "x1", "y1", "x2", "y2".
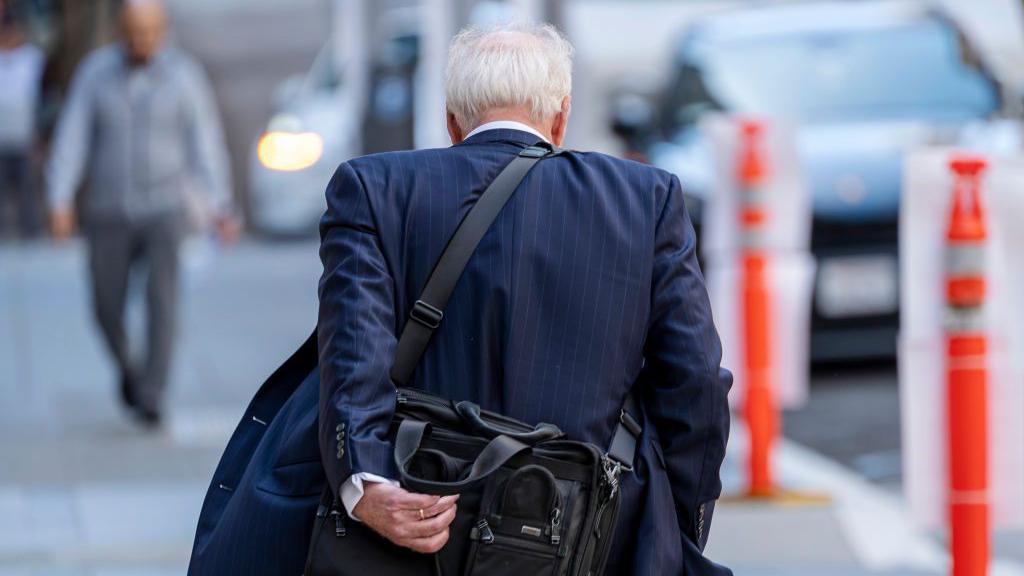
[{"x1": 464, "y1": 120, "x2": 549, "y2": 143}]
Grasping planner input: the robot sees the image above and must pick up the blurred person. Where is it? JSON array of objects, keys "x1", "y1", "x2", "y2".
[
  {"x1": 189, "y1": 23, "x2": 732, "y2": 576},
  {"x1": 46, "y1": 0, "x2": 236, "y2": 427},
  {"x1": 0, "y1": 0, "x2": 45, "y2": 238}
]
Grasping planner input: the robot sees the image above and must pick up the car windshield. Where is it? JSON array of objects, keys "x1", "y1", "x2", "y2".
[{"x1": 679, "y1": 18, "x2": 999, "y2": 124}]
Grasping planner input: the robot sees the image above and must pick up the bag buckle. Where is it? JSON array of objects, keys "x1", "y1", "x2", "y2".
[{"x1": 410, "y1": 300, "x2": 444, "y2": 329}]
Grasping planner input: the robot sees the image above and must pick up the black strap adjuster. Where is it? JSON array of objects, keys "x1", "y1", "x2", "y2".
[
  {"x1": 410, "y1": 300, "x2": 444, "y2": 329},
  {"x1": 619, "y1": 409, "x2": 642, "y2": 437}
]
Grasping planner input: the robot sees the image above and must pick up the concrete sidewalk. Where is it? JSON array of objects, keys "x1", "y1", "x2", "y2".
[
  {"x1": 710, "y1": 430, "x2": 1024, "y2": 576},
  {"x1": 0, "y1": 239, "x2": 319, "y2": 575},
  {"x1": 709, "y1": 429, "x2": 940, "y2": 576},
  {"x1": 0, "y1": 240, "x2": 1016, "y2": 575}
]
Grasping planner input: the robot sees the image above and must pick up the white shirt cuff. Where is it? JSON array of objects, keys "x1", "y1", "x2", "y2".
[{"x1": 340, "y1": 472, "x2": 399, "y2": 521}]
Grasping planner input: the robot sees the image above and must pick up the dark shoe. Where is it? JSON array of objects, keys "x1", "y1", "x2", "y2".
[
  {"x1": 134, "y1": 405, "x2": 163, "y2": 429},
  {"x1": 120, "y1": 371, "x2": 139, "y2": 410}
]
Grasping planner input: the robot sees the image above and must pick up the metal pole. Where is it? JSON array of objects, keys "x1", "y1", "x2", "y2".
[
  {"x1": 332, "y1": 0, "x2": 368, "y2": 155},
  {"x1": 415, "y1": 0, "x2": 455, "y2": 149}
]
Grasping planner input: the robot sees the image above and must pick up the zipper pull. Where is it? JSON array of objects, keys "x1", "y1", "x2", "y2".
[
  {"x1": 330, "y1": 509, "x2": 346, "y2": 537},
  {"x1": 550, "y1": 507, "x2": 562, "y2": 545},
  {"x1": 697, "y1": 502, "x2": 706, "y2": 544},
  {"x1": 602, "y1": 457, "x2": 622, "y2": 501},
  {"x1": 476, "y1": 519, "x2": 495, "y2": 544}
]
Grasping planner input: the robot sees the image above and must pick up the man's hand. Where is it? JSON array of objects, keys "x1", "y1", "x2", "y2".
[
  {"x1": 215, "y1": 215, "x2": 241, "y2": 245},
  {"x1": 353, "y1": 482, "x2": 459, "y2": 554},
  {"x1": 49, "y1": 209, "x2": 76, "y2": 241}
]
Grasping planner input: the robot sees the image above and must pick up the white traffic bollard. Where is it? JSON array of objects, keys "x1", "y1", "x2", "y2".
[{"x1": 900, "y1": 149, "x2": 1024, "y2": 568}]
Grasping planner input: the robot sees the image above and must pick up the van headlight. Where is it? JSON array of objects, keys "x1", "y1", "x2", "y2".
[{"x1": 257, "y1": 131, "x2": 324, "y2": 172}]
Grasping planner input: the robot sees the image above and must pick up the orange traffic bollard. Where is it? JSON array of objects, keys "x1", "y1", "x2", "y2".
[
  {"x1": 737, "y1": 120, "x2": 777, "y2": 497},
  {"x1": 945, "y1": 156, "x2": 990, "y2": 576}
]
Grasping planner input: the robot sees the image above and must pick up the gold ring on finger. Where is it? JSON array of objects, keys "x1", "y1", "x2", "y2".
[{"x1": 419, "y1": 508, "x2": 425, "y2": 521}]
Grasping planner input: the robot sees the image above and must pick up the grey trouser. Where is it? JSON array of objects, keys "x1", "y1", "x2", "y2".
[
  {"x1": 86, "y1": 210, "x2": 184, "y2": 411},
  {"x1": 0, "y1": 151, "x2": 39, "y2": 238}
]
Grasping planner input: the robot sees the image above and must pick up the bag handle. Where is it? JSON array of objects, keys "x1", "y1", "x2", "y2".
[
  {"x1": 394, "y1": 419, "x2": 532, "y2": 496},
  {"x1": 454, "y1": 401, "x2": 563, "y2": 444}
]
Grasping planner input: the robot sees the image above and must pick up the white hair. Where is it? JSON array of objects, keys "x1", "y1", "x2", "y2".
[{"x1": 445, "y1": 22, "x2": 574, "y2": 130}]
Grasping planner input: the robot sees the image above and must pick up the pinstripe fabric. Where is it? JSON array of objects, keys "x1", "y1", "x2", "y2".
[{"x1": 187, "y1": 129, "x2": 732, "y2": 576}]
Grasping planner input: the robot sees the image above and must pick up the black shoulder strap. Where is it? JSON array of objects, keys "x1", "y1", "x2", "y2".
[
  {"x1": 388, "y1": 142, "x2": 641, "y2": 469},
  {"x1": 389, "y1": 143, "x2": 553, "y2": 385}
]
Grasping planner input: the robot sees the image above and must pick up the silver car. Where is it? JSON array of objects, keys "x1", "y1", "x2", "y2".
[{"x1": 248, "y1": 43, "x2": 359, "y2": 236}]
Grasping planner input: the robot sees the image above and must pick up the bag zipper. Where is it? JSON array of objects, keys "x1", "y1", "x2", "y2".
[
  {"x1": 549, "y1": 476, "x2": 568, "y2": 547},
  {"x1": 304, "y1": 500, "x2": 332, "y2": 575},
  {"x1": 550, "y1": 506, "x2": 562, "y2": 545},
  {"x1": 554, "y1": 483, "x2": 580, "y2": 559},
  {"x1": 475, "y1": 518, "x2": 495, "y2": 544},
  {"x1": 588, "y1": 458, "x2": 624, "y2": 572},
  {"x1": 591, "y1": 493, "x2": 621, "y2": 574},
  {"x1": 571, "y1": 456, "x2": 623, "y2": 576},
  {"x1": 396, "y1": 387, "x2": 540, "y2": 434},
  {"x1": 472, "y1": 524, "x2": 561, "y2": 557},
  {"x1": 396, "y1": 387, "x2": 443, "y2": 406},
  {"x1": 330, "y1": 507, "x2": 346, "y2": 537}
]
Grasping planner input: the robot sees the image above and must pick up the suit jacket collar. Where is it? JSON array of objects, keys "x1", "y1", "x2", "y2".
[{"x1": 457, "y1": 128, "x2": 549, "y2": 149}]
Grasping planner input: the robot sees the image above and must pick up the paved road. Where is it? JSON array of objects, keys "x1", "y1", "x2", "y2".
[
  {"x1": 786, "y1": 364, "x2": 903, "y2": 490},
  {"x1": 784, "y1": 361, "x2": 1023, "y2": 564}
]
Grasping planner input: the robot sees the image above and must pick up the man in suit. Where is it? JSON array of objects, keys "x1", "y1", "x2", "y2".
[
  {"x1": 188, "y1": 20, "x2": 731, "y2": 576},
  {"x1": 316, "y1": 23, "x2": 733, "y2": 574}
]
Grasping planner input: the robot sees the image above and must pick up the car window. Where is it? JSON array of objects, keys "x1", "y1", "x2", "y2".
[{"x1": 674, "y1": 18, "x2": 999, "y2": 125}]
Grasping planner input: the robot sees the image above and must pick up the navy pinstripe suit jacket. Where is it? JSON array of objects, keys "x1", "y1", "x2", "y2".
[{"x1": 188, "y1": 128, "x2": 732, "y2": 576}]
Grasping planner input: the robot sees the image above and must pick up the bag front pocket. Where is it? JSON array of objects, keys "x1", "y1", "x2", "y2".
[
  {"x1": 463, "y1": 464, "x2": 569, "y2": 576},
  {"x1": 466, "y1": 533, "x2": 560, "y2": 576}
]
